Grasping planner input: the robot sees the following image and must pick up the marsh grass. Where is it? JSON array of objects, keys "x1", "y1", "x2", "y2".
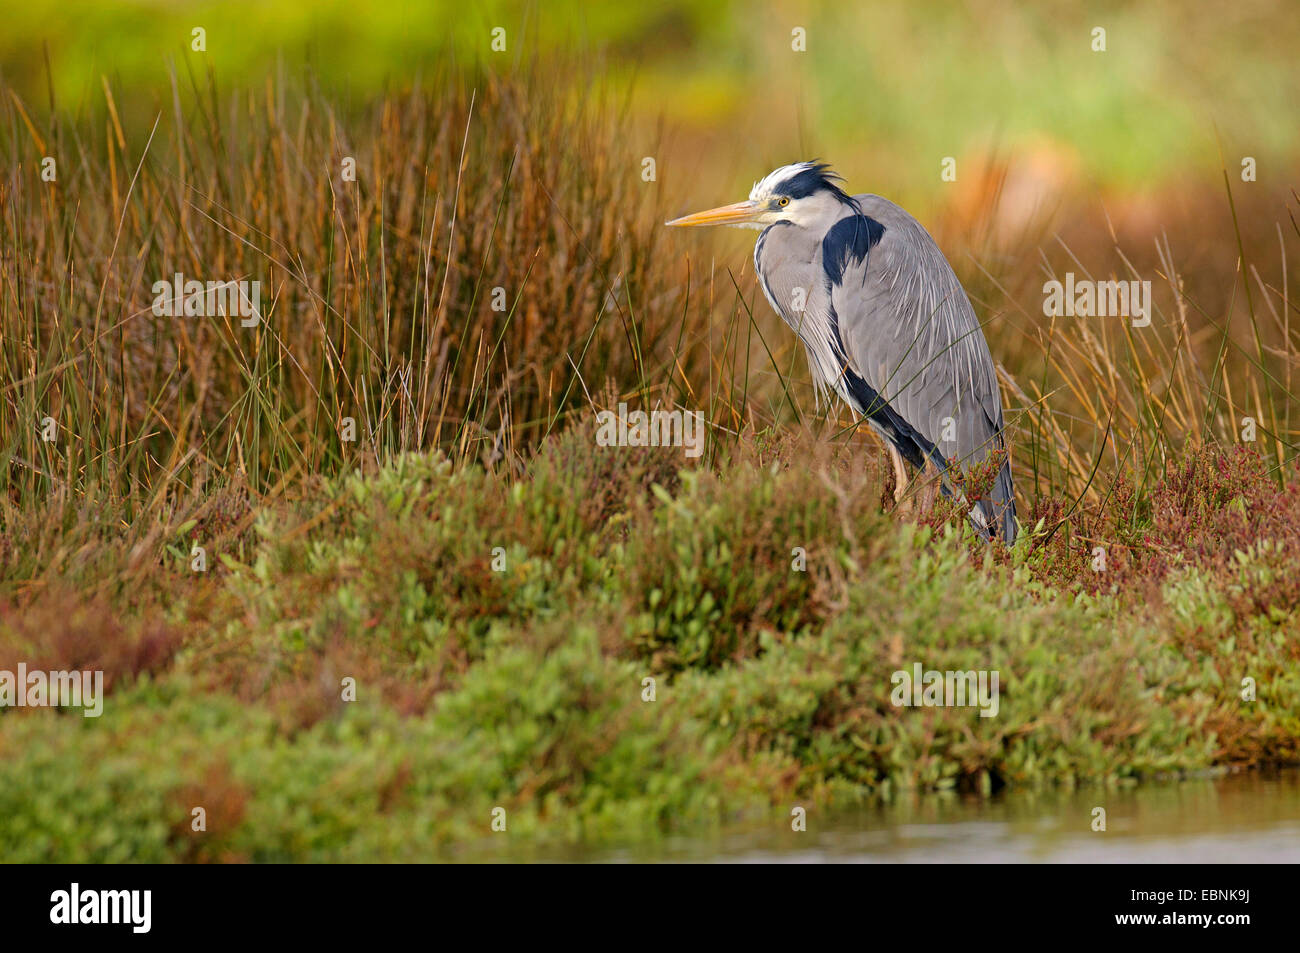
[
  {"x1": 1, "y1": 62, "x2": 688, "y2": 517},
  {"x1": 4, "y1": 66, "x2": 1299, "y2": 538}
]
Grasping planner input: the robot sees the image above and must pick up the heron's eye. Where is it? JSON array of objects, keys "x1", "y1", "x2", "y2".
[{"x1": 778, "y1": 197, "x2": 790, "y2": 207}]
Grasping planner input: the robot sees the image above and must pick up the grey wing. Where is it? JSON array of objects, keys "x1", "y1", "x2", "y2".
[{"x1": 832, "y1": 195, "x2": 1016, "y2": 541}]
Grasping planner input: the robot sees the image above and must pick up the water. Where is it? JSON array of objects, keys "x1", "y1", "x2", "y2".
[{"x1": 505, "y1": 770, "x2": 1300, "y2": 863}]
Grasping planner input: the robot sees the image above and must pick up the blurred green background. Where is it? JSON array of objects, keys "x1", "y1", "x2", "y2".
[{"x1": 4, "y1": 0, "x2": 1297, "y2": 214}]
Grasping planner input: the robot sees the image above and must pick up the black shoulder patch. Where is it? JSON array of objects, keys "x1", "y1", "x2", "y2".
[{"x1": 821, "y1": 214, "x2": 885, "y2": 286}]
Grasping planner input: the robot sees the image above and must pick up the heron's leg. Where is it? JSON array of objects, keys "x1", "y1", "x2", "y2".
[{"x1": 887, "y1": 445, "x2": 912, "y2": 509}]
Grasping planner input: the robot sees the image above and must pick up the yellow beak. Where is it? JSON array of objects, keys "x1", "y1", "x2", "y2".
[{"x1": 665, "y1": 200, "x2": 762, "y2": 227}]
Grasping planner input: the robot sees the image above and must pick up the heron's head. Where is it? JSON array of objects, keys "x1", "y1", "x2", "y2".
[{"x1": 666, "y1": 161, "x2": 856, "y2": 231}]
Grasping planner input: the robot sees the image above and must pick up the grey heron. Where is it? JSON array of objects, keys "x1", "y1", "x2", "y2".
[{"x1": 667, "y1": 161, "x2": 1016, "y2": 543}]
